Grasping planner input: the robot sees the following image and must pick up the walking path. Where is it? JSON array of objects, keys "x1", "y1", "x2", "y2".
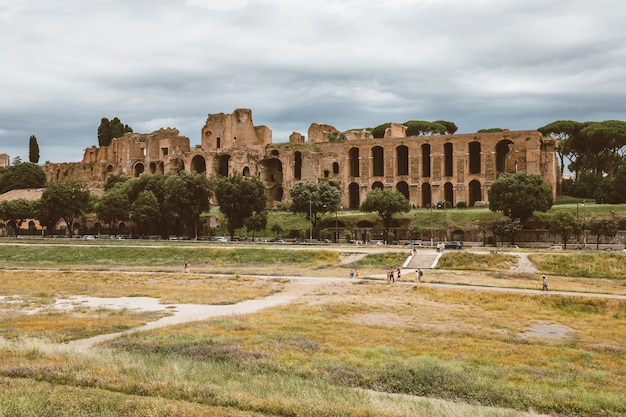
[{"x1": 64, "y1": 271, "x2": 626, "y2": 350}]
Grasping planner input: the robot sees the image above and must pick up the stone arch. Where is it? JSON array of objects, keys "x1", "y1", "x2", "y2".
[
  {"x1": 191, "y1": 155, "x2": 207, "y2": 173},
  {"x1": 243, "y1": 166, "x2": 250, "y2": 177},
  {"x1": 349, "y1": 147, "x2": 360, "y2": 177},
  {"x1": 469, "y1": 141, "x2": 481, "y2": 174},
  {"x1": 372, "y1": 146, "x2": 384, "y2": 177},
  {"x1": 260, "y1": 158, "x2": 283, "y2": 184},
  {"x1": 496, "y1": 140, "x2": 515, "y2": 175},
  {"x1": 469, "y1": 180, "x2": 482, "y2": 207},
  {"x1": 444, "y1": 182, "x2": 454, "y2": 206},
  {"x1": 134, "y1": 163, "x2": 144, "y2": 177},
  {"x1": 149, "y1": 162, "x2": 158, "y2": 174},
  {"x1": 396, "y1": 145, "x2": 409, "y2": 176},
  {"x1": 217, "y1": 154, "x2": 230, "y2": 177},
  {"x1": 421, "y1": 183, "x2": 432, "y2": 208},
  {"x1": 372, "y1": 181, "x2": 384, "y2": 190},
  {"x1": 349, "y1": 182, "x2": 360, "y2": 209},
  {"x1": 271, "y1": 150, "x2": 279, "y2": 157},
  {"x1": 421, "y1": 144, "x2": 431, "y2": 177},
  {"x1": 269, "y1": 186, "x2": 283, "y2": 203},
  {"x1": 397, "y1": 181, "x2": 409, "y2": 200},
  {"x1": 28, "y1": 220, "x2": 36, "y2": 235}
]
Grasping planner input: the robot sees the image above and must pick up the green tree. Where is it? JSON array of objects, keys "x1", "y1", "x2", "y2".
[
  {"x1": 98, "y1": 117, "x2": 133, "y2": 147},
  {"x1": 548, "y1": 211, "x2": 582, "y2": 250},
  {"x1": 587, "y1": 218, "x2": 618, "y2": 250},
  {"x1": 271, "y1": 222, "x2": 283, "y2": 238},
  {"x1": 215, "y1": 174, "x2": 266, "y2": 239},
  {"x1": 360, "y1": 188, "x2": 411, "y2": 242},
  {"x1": 492, "y1": 217, "x2": 522, "y2": 246},
  {"x1": 245, "y1": 210, "x2": 268, "y2": 240},
  {"x1": 122, "y1": 174, "x2": 168, "y2": 236},
  {"x1": 104, "y1": 175, "x2": 129, "y2": 191},
  {"x1": 0, "y1": 199, "x2": 34, "y2": 236},
  {"x1": 37, "y1": 179, "x2": 91, "y2": 237},
  {"x1": 404, "y1": 120, "x2": 447, "y2": 136},
  {"x1": 538, "y1": 120, "x2": 585, "y2": 187},
  {"x1": 0, "y1": 162, "x2": 46, "y2": 194},
  {"x1": 130, "y1": 190, "x2": 159, "y2": 236},
  {"x1": 29, "y1": 135, "x2": 40, "y2": 164},
  {"x1": 434, "y1": 120, "x2": 458, "y2": 134},
  {"x1": 95, "y1": 187, "x2": 130, "y2": 233},
  {"x1": 289, "y1": 181, "x2": 341, "y2": 239},
  {"x1": 163, "y1": 172, "x2": 211, "y2": 238},
  {"x1": 488, "y1": 173, "x2": 553, "y2": 226},
  {"x1": 369, "y1": 123, "x2": 391, "y2": 138}
]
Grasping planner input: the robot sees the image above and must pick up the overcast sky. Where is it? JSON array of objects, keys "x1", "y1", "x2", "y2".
[{"x1": 1, "y1": 0, "x2": 625, "y2": 163}]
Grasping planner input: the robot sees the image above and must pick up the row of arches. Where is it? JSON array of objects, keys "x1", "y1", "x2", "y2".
[
  {"x1": 348, "y1": 180, "x2": 484, "y2": 209},
  {"x1": 347, "y1": 140, "x2": 515, "y2": 178}
]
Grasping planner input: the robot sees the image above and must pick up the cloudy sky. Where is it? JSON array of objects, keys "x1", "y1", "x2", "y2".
[{"x1": 1, "y1": 0, "x2": 625, "y2": 163}]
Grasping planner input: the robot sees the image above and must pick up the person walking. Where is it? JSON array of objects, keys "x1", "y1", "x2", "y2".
[
  {"x1": 350, "y1": 269, "x2": 355, "y2": 279},
  {"x1": 542, "y1": 274, "x2": 549, "y2": 291},
  {"x1": 390, "y1": 267, "x2": 395, "y2": 283},
  {"x1": 397, "y1": 268, "x2": 402, "y2": 281},
  {"x1": 416, "y1": 268, "x2": 422, "y2": 283},
  {"x1": 355, "y1": 269, "x2": 359, "y2": 279}
]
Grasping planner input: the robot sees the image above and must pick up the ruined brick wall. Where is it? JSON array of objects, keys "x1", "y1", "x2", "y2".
[{"x1": 30, "y1": 109, "x2": 556, "y2": 213}]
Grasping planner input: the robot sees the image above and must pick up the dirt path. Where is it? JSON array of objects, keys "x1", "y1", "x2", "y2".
[{"x1": 68, "y1": 280, "x2": 326, "y2": 349}]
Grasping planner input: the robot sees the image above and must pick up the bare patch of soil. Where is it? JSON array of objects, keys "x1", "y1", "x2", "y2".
[{"x1": 520, "y1": 321, "x2": 573, "y2": 340}]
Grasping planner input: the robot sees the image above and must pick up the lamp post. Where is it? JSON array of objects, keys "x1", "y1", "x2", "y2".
[
  {"x1": 309, "y1": 195, "x2": 313, "y2": 241},
  {"x1": 335, "y1": 207, "x2": 339, "y2": 243}
]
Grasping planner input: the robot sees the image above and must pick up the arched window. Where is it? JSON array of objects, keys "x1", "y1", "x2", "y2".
[
  {"x1": 134, "y1": 163, "x2": 144, "y2": 177},
  {"x1": 397, "y1": 181, "x2": 409, "y2": 200},
  {"x1": 469, "y1": 141, "x2": 481, "y2": 174},
  {"x1": 444, "y1": 182, "x2": 454, "y2": 206},
  {"x1": 421, "y1": 183, "x2": 432, "y2": 208},
  {"x1": 396, "y1": 145, "x2": 409, "y2": 176},
  {"x1": 294, "y1": 151, "x2": 302, "y2": 180},
  {"x1": 372, "y1": 146, "x2": 384, "y2": 177},
  {"x1": 191, "y1": 155, "x2": 206, "y2": 173},
  {"x1": 372, "y1": 181, "x2": 384, "y2": 190},
  {"x1": 421, "y1": 144, "x2": 431, "y2": 177},
  {"x1": 444, "y1": 142, "x2": 453, "y2": 177},
  {"x1": 349, "y1": 182, "x2": 360, "y2": 209},
  {"x1": 469, "y1": 180, "x2": 482, "y2": 206},
  {"x1": 332, "y1": 162, "x2": 339, "y2": 174},
  {"x1": 349, "y1": 148, "x2": 360, "y2": 177}
]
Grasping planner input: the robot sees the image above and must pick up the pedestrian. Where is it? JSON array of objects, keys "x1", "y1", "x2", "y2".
[
  {"x1": 390, "y1": 267, "x2": 395, "y2": 283},
  {"x1": 184, "y1": 261, "x2": 191, "y2": 273},
  {"x1": 355, "y1": 268, "x2": 359, "y2": 278},
  {"x1": 542, "y1": 274, "x2": 549, "y2": 291},
  {"x1": 350, "y1": 269, "x2": 355, "y2": 279},
  {"x1": 397, "y1": 268, "x2": 401, "y2": 281},
  {"x1": 416, "y1": 268, "x2": 423, "y2": 283}
]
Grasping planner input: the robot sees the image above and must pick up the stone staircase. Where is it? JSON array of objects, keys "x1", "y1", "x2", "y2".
[{"x1": 402, "y1": 250, "x2": 442, "y2": 270}]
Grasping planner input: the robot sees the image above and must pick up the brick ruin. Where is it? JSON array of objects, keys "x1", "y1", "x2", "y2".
[{"x1": 36, "y1": 108, "x2": 558, "y2": 209}]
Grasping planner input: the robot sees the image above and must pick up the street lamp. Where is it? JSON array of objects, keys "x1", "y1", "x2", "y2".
[{"x1": 309, "y1": 196, "x2": 312, "y2": 241}]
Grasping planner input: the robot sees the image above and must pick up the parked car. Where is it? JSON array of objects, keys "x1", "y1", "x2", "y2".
[
  {"x1": 214, "y1": 237, "x2": 228, "y2": 243},
  {"x1": 502, "y1": 244, "x2": 519, "y2": 249},
  {"x1": 548, "y1": 245, "x2": 563, "y2": 250},
  {"x1": 422, "y1": 241, "x2": 439, "y2": 247},
  {"x1": 444, "y1": 241, "x2": 463, "y2": 249},
  {"x1": 405, "y1": 241, "x2": 423, "y2": 247}
]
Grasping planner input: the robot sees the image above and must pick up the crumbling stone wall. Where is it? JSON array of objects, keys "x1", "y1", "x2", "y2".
[{"x1": 30, "y1": 109, "x2": 557, "y2": 212}]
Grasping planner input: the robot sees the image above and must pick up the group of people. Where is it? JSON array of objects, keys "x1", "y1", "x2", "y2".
[
  {"x1": 386, "y1": 267, "x2": 403, "y2": 282},
  {"x1": 349, "y1": 268, "x2": 360, "y2": 279}
]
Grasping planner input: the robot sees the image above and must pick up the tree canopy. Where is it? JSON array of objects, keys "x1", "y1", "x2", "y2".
[
  {"x1": 214, "y1": 174, "x2": 266, "y2": 239},
  {"x1": 37, "y1": 179, "x2": 91, "y2": 237},
  {"x1": 488, "y1": 173, "x2": 553, "y2": 226},
  {"x1": 548, "y1": 211, "x2": 582, "y2": 249},
  {"x1": 98, "y1": 117, "x2": 133, "y2": 147},
  {"x1": 289, "y1": 181, "x2": 341, "y2": 239},
  {"x1": 29, "y1": 135, "x2": 40, "y2": 163},
  {"x1": 0, "y1": 162, "x2": 46, "y2": 194},
  {"x1": 360, "y1": 188, "x2": 411, "y2": 242},
  {"x1": 0, "y1": 199, "x2": 35, "y2": 235}
]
